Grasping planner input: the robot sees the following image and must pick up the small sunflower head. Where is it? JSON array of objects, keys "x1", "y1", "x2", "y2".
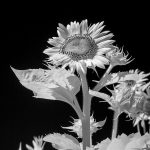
[
  {"x1": 44, "y1": 19, "x2": 115, "y2": 74},
  {"x1": 108, "y1": 81, "x2": 135, "y2": 117},
  {"x1": 62, "y1": 115, "x2": 106, "y2": 138},
  {"x1": 106, "y1": 47, "x2": 134, "y2": 67},
  {"x1": 121, "y1": 87, "x2": 150, "y2": 128}
]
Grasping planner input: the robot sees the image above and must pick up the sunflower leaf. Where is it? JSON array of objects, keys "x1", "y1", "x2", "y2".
[
  {"x1": 11, "y1": 67, "x2": 81, "y2": 105},
  {"x1": 43, "y1": 133, "x2": 80, "y2": 150}
]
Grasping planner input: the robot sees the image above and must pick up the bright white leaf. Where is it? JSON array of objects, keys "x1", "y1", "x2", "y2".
[
  {"x1": 11, "y1": 67, "x2": 81, "y2": 105},
  {"x1": 125, "y1": 133, "x2": 150, "y2": 150},
  {"x1": 94, "y1": 133, "x2": 150, "y2": 150},
  {"x1": 43, "y1": 133, "x2": 80, "y2": 150}
]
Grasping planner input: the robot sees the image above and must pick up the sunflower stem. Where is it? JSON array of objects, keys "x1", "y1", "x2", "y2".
[
  {"x1": 137, "y1": 123, "x2": 141, "y2": 133},
  {"x1": 148, "y1": 120, "x2": 150, "y2": 134},
  {"x1": 93, "y1": 64, "x2": 113, "y2": 92},
  {"x1": 68, "y1": 100, "x2": 84, "y2": 120},
  {"x1": 79, "y1": 70, "x2": 91, "y2": 150},
  {"x1": 142, "y1": 120, "x2": 146, "y2": 134},
  {"x1": 73, "y1": 95, "x2": 84, "y2": 119},
  {"x1": 111, "y1": 111, "x2": 119, "y2": 139}
]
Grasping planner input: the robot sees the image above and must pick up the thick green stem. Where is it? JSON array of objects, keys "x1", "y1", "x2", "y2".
[
  {"x1": 111, "y1": 111, "x2": 119, "y2": 139},
  {"x1": 79, "y1": 70, "x2": 91, "y2": 150},
  {"x1": 142, "y1": 120, "x2": 146, "y2": 134},
  {"x1": 137, "y1": 123, "x2": 141, "y2": 133}
]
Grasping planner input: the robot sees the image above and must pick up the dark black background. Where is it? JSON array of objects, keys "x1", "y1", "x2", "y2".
[{"x1": 3, "y1": 2, "x2": 150, "y2": 150}]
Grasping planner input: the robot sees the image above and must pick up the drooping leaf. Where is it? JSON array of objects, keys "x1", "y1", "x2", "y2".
[
  {"x1": 11, "y1": 67, "x2": 81, "y2": 105},
  {"x1": 43, "y1": 133, "x2": 80, "y2": 150}
]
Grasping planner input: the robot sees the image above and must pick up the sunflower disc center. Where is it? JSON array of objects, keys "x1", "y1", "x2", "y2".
[
  {"x1": 64, "y1": 37, "x2": 90, "y2": 54},
  {"x1": 61, "y1": 35, "x2": 97, "y2": 61}
]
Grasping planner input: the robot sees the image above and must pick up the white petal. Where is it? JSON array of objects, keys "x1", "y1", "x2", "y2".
[
  {"x1": 80, "y1": 19, "x2": 88, "y2": 35},
  {"x1": 58, "y1": 23, "x2": 69, "y2": 37},
  {"x1": 43, "y1": 48, "x2": 59, "y2": 55},
  {"x1": 94, "y1": 55, "x2": 109, "y2": 64},
  {"x1": 95, "y1": 33, "x2": 114, "y2": 43},
  {"x1": 92, "y1": 59, "x2": 105, "y2": 68},
  {"x1": 89, "y1": 21, "x2": 104, "y2": 34},
  {"x1": 97, "y1": 40, "x2": 115, "y2": 47},
  {"x1": 57, "y1": 30, "x2": 65, "y2": 41},
  {"x1": 85, "y1": 59, "x2": 92, "y2": 67},
  {"x1": 90, "y1": 26, "x2": 105, "y2": 38},
  {"x1": 71, "y1": 22, "x2": 80, "y2": 35},
  {"x1": 57, "y1": 27, "x2": 68, "y2": 39},
  {"x1": 97, "y1": 47, "x2": 111, "y2": 55}
]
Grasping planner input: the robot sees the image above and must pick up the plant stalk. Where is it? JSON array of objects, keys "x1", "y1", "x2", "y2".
[
  {"x1": 111, "y1": 111, "x2": 119, "y2": 139},
  {"x1": 137, "y1": 123, "x2": 141, "y2": 133},
  {"x1": 79, "y1": 70, "x2": 91, "y2": 150},
  {"x1": 142, "y1": 120, "x2": 146, "y2": 134}
]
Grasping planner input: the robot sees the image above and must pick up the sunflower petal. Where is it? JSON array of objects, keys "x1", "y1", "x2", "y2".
[
  {"x1": 89, "y1": 21, "x2": 104, "y2": 34},
  {"x1": 80, "y1": 19, "x2": 88, "y2": 35},
  {"x1": 95, "y1": 33, "x2": 114, "y2": 44},
  {"x1": 43, "y1": 47, "x2": 59, "y2": 55},
  {"x1": 58, "y1": 23, "x2": 69, "y2": 37},
  {"x1": 97, "y1": 40, "x2": 115, "y2": 47},
  {"x1": 90, "y1": 25, "x2": 105, "y2": 38}
]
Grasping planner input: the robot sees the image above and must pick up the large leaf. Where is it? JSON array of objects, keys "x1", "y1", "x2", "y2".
[
  {"x1": 43, "y1": 133, "x2": 80, "y2": 150},
  {"x1": 11, "y1": 67, "x2": 81, "y2": 104},
  {"x1": 94, "y1": 133, "x2": 150, "y2": 150}
]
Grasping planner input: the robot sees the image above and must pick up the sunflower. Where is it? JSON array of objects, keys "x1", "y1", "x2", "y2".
[
  {"x1": 104, "y1": 69, "x2": 150, "y2": 91},
  {"x1": 106, "y1": 47, "x2": 134, "y2": 67},
  {"x1": 118, "y1": 69, "x2": 150, "y2": 92},
  {"x1": 44, "y1": 20, "x2": 115, "y2": 73},
  {"x1": 62, "y1": 115, "x2": 106, "y2": 138}
]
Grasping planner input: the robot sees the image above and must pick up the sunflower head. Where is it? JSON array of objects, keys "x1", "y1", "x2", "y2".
[
  {"x1": 62, "y1": 115, "x2": 106, "y2": 138},
  {"x1": 44, "y1": 19, "x2": 115, "y2": 73},
  {"x1": 106, "y1": 47, "x2": 134, "y2": 67}
]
